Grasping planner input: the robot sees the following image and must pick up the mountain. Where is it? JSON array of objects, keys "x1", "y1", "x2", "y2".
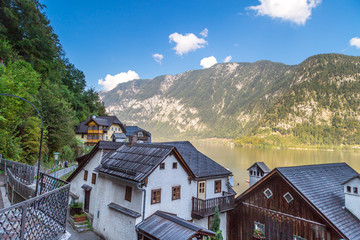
[{"x1": 100, "y1": 54, "x2": 360, "y2": 147}]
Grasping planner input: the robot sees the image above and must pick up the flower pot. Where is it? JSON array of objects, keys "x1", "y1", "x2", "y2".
[{"x1": 73, "y1": 215, "x2": 87, "y2": 222}]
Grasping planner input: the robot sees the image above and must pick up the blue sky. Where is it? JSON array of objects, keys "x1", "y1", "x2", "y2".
[{"x1": 42, "y1": 0, "x2": 360, "y2": 91}]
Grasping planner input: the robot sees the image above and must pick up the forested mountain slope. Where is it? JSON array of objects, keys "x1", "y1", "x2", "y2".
[
  {"x1": 102, "y1": 54, "x2": 360, "y2": 147},
  {"x1": 0, "y1": 0, "x2": 105, "y2": 164}
]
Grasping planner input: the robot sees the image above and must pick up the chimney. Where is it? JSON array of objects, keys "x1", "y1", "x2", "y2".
[
  {"x1": 343, "y1": 175, "x2": 360, "y2": 220},
  {"x1": 248, "y1": 162, "x2": 270, "y2": 187},
  {"x1": 129, "y1": 135, "x2": 138, "y2": 145}
]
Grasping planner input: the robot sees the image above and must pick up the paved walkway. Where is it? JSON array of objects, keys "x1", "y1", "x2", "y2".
[{"x1": 66, "y1": 222, "x2": 102, "y2": 240}]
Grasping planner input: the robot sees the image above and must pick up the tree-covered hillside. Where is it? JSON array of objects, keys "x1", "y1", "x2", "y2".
[
  {"x1": 0, "y1": 0, "x2": 106, "y2": 164},
  {"x1": 102, "y1": 54, "x2": 360, "y2": 148}
]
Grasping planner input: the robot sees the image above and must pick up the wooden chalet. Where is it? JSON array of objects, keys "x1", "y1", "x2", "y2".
[{"x1": 227, "y1": 163, "x2": 360, "y2": 240}]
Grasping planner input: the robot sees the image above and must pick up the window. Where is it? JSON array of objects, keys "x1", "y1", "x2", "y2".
[
  {"x1": 151, "y1": 189, "x2": 161, "y2": 204},
  {"x1": 263, "y1": 188, "x2": 273, "y2": 198},
  {"x1": 283, "y1": 192, "x2": 294, "y2": 203},
  {"x1": 125, "y1": 186, "x2": 132, "y2": 202},
  {"x1": 293, "y1": 235, "x2": 306, "y2": 240},
  {"x1": 172, "y1": 186, "x2": 181, "y2": 200},
  {"x1": 81, "y1": 134, "x2": 84, "y2": 138},
  {"x1": 347, "y1": 186, "x2": 352, "y2": 193},
  {"x1": 83, "y1": 170, "x2": 88, "y2": 181},
  {"x1": 91, "y1": 173, "x2": 96, "y2": 184},
  {"x1": 250, "y1": 170, "x2": 253, "y2": 175},
  {"x1": 160, "y1": 162, "x2": 165, "y2": 170},
  {"x1": 199, "y1": 182, "x2": 205, "y2": 193},
  {"x1": 254, "y1": 222, "x2": 265, "y2": 237},
  {"x1": 354, "y1": 187, "x2": 358, "y2": 194},
  {"x1": 172, "y1": 162, "x2": 177, "y2": 169},
  {"x1": 208, "y1": 215, "x2": 214, "y2": 229},
  {"x1": 214, "y1": 180, "x2": 222, "y2": 193},
  {"x1": 138, "y1": 132, "x2": 144, "y2": 137}
]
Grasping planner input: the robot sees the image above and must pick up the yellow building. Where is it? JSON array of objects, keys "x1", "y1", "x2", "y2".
[{"x1": 75, "y1": 116, "x2": 126, "y2": 145}]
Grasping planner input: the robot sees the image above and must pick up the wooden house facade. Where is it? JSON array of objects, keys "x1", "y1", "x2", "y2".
[{"x1": 228, "y1": 163, "x2": 360, "y2": 240}]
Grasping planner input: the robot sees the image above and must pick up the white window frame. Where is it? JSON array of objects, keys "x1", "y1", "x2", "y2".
[
  {"x1": 263, "y1": 188, "x2": 273, "y2": 199},
  {"x1": 283, "y1": 192, "x2": 294, "y2": 203}
]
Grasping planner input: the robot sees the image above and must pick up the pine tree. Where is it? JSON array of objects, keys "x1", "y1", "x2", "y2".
[{"x1": 209, "y1": 206, "x2": 223, "y2": 240}]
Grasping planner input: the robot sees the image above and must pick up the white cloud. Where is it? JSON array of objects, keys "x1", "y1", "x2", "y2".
[
  {"x1": 248, "y1": 0, "x2": 321, "y2": 25},
  {"x1": 169, "y1": 32, "x2": 207, "y2": 55},
  {"x1": 200, "y1": 28, "x2": 208, "y2": 37},
  {"x1": 152, "y1": 53, "x2": 164, "y2": 64},
  {"x1": 98, "y1": 70, "x2": 140, "y2": 91},
  {"x1": 224, "y1": 56, "x2": 232, "y2": 63},
  {"x1": 350, "y1": 37, "x2": 360, "y2": 49},
  {"x1": 200, "y1": 56, "x2": 217, "y2": 69}
]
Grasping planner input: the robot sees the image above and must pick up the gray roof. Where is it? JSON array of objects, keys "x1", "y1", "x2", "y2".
[
  {"x1": 112, "y1": 133, "x2": 127, "y2": 139},
  {"x1": 95, "y1": 141, "x2": 231, "y2": 183},
  {"x1": 108, "y1": 202, "x2": 141, "y2": 218},
  {"x1": 137, "y1": 211, "x2": 215, "y2": 239},
  {"x1": 158, "y1": 141, "x2": 232, "y2": 179},
  {"x1": 247, "y1": 162, "x2": 271, "y2": 173},
  {"x1": 277, "y1": 163, "x2": 360, "y2": 240},
  {"x1": 125, "y1": 126, "x2": 151, "y2": 137},
  {"x1": 95, "y1": 144, "x2": 174, "y2": 182}
]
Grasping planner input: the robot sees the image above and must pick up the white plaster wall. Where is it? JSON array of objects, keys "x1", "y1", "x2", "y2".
[
  {"x1": 69, "y1": 150, "x2": 103, "y2": 217},
  {"x1": 204, "y1": 177, "x2": 229, "y2": 199},
  {"x1": 92, "y1": 174, "x2": 143, "y2": 240},
  {"x1": 193, "y1": 212, "x2": 227, "y2": 240},
  {"x1": 344, "y1": 178, "x2": 360, "y2": 220},
  {"x1": 144, "y1": 154, "x2": 197, "y2": 220}
]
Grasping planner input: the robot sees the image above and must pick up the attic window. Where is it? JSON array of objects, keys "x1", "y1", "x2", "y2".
[
  {"x1": 172, "y1": 162, "x2": 177, "y2": 169},
  {"x1": 263, "y1": 188, "x2": 273, "y2": 199},
  {"x1": 283, "y1": 192, "x2": 294, "y2": 203},
  {"x1": 354, "y1": 187, "x2": 358, "y2": 194},
  {"x1": 250, "y1": 170, "x2": 253, "y2": 175},
  {"x1": 160, "y1": 163, "x2": 165, "y2": 170},
  {"x1": 347, "y1": 186, "x2": 352, "y2": 193}
]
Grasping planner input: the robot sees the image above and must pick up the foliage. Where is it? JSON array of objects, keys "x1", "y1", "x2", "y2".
[
  {"x1": 0, "y1": 0, "x2": 106, "y2": 164},
  {"x1": 209, "y1": 206, "x2": 223, "y2": 240},
  {"x1": 253, "y1": 229, "x2": 265, "y2": 239},
  {"x1": 70, "y1": 202, "x2": 83, "y2": 209}
]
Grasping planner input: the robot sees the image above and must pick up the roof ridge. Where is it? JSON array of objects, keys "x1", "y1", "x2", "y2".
[{"x1": 277, "y1": 162, "x2": 348, "y2": 170}]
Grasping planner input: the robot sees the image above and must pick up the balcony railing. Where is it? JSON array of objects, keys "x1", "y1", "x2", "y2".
[{"x1": 192, "y1": 193, "x2": 235, "y2": 219}]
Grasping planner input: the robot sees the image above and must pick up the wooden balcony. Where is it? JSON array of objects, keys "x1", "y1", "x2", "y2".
[
  {"x1": 88, "y1": 129, "x2": 103, "y2": 134},
  {"x1": 191, "y1": 193, "x2": 235, "y2": 219}
]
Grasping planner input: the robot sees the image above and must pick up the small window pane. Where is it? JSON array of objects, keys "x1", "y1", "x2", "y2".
[
  {"x1": 172, "y1": 186, "x2": 181, "y2": 200},
  {"x1": 160, "y1": 163, "x2": 165, "y2": 170},
  {"x1": 347, "y1": 186, "x2": 352, "y2": 193},
  {"x1": 283, "y1": 192, "x2": 294, "y2": 203},
  {"x1": 151, "y1": 189, "x2": 161, "y2": 204},
  {"x1": 264, "y1": 188, "x2": 273, "y2": 199},
  {"x1": 173, "y1": 162, "x2": 177, "y2": 169},
  {"x1": 125, "y1": 186, "x2": 132, "y2": 202},
  {"x1": 354, "y1": 187, "x2": 358, "y2": 194}
]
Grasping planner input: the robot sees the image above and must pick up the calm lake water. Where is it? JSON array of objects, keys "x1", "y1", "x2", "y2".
[{"x1": 189, "y1": 140, "x2": 360, "y2": 195}]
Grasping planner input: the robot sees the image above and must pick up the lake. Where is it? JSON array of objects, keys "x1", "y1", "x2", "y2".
[{"x1": 189, "y1": 140, "x2": 360, "y2": 195}]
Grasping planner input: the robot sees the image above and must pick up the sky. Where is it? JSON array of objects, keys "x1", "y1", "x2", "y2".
[{"x1": 42, "y1": 0, "x2": 360, "y2": 91}]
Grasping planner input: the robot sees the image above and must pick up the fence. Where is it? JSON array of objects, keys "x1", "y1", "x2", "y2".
[
  {"x1": 0, "y1": 172, "x2": 70, "y2": 240},
  {"x1": 0, "y1": 157, "x2": 35, "y2": 185},
  {"x1": 6, "y1": 168, "x2": 35, "y2": 204},
  {"x1": 51, "y1": 165, "x2": 77, "y2": 178}
]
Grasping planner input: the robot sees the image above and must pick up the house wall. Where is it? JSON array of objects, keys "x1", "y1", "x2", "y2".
[
  {"x1": 70, "y1": 150, "x2": 103, "y2": 218},
  {"x1": 344, "y1": 177, "x2": 360, "y2": 220},
  {"x1": 92, "y1": 174, "x2": 143, "y2": 240},
  {"x1": 227, "y1": 173, "x2": 342, "y2": 240},
  {"x1": 144, "y1": 154, "x2": 197, "y2": 220},
  {"x1": 203, "y1": 177, "x2": 229, "y2": 199},
  {"x1": 103, "y1": 124, "x2": 124, "y2": 141}
]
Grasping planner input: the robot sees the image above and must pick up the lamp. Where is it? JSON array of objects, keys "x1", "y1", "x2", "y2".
[{"x1": 54, "y1": 152, "x2": 60, "y2": 178}]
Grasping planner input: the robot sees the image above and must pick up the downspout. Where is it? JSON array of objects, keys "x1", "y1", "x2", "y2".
[{"x1": 135, "y1": 182, "x2": 146, "y2": 233}]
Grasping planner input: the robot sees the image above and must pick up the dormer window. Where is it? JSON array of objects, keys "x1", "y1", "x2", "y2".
[
  {"x1": 250, "y1": 170, "x2": 253, "y2": 175},
  {"x1": 354, "y1": 187, "x2": 358, "y2": 194},
  {"x1": 264, "y1": 188, "x2": 273, "y2": 199},
  {"x1": 347, "y1": 186, "x2": 352, "y2": 193}
]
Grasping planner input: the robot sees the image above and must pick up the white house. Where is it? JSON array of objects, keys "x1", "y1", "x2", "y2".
[
  {"x1": 67, "y1": 141, "x2": 125, "y2": 220},
  {"x1": 343, "y1": 174, "x2": 360, "y2": 220},
  {"x1": 69, "y1": 141, "x2": 235, "y2": 240}
]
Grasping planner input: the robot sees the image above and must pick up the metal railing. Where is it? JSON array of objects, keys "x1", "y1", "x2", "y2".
[
  {"x1": 192, "y1": 193, "x2": 235, "y2": 218},
  {"x1": 7, "y1": 168, "x2": 35, "y2": 203},
  {"x1": 0, "y1": 161, "x2": 70, "y2": 239},
  {"x1": 0, "y1": 158, "x2": 35, "y2": 185}
]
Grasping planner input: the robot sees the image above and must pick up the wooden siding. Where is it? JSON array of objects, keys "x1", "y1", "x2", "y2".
[{"x1": 227, "y1": 173, "x2": 342, "y2": 240}]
